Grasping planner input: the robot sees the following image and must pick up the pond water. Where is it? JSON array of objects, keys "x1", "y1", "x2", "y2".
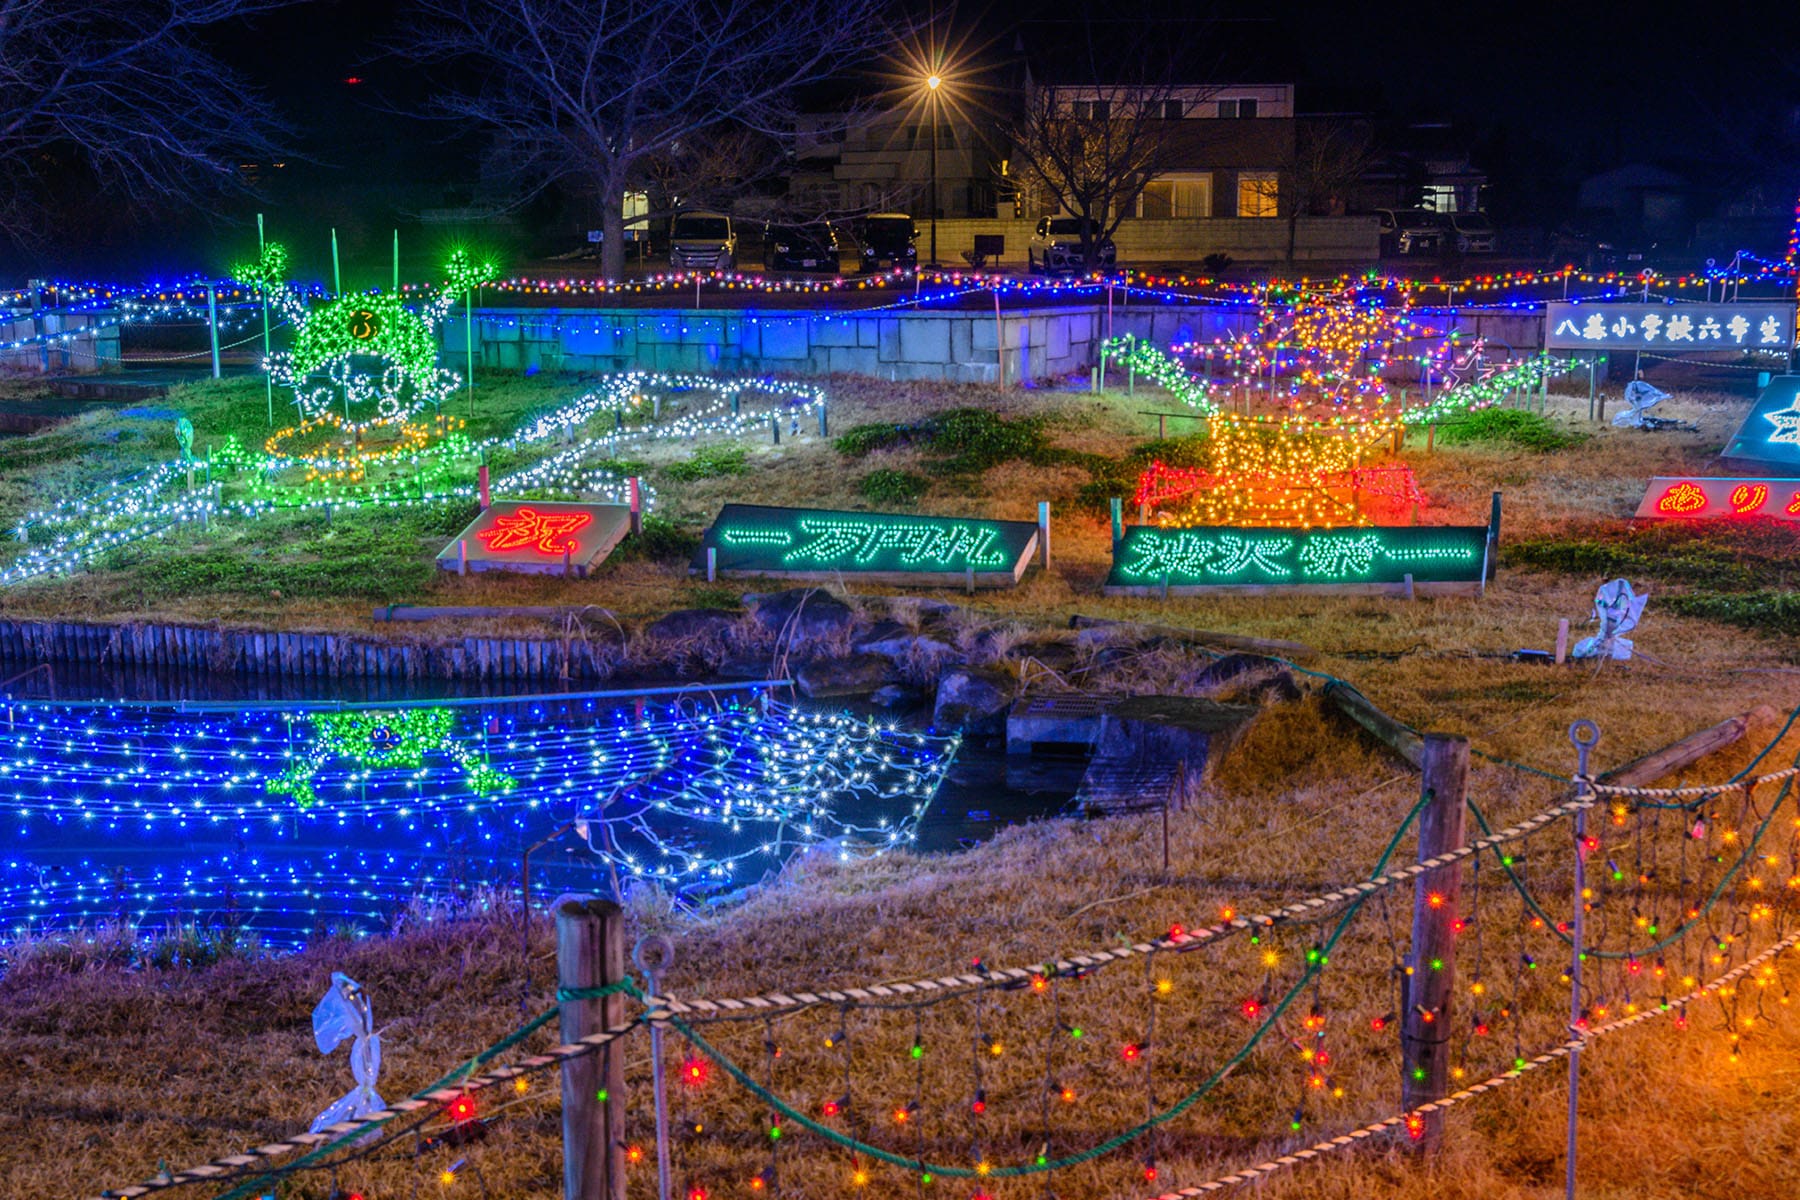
[{"x1": 0, "y1": 663, "x2": 1079, "y2": 948}]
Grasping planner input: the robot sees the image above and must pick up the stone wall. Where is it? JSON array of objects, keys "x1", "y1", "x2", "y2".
[
  {"x1": 448, "y1": 302, "x2": 1558, "y2": 385},
  {"x1": 920, "y1": 215, "x2": 1380, "y2": 267},
  {"x1": 449, "y1": 304, "x2": 1108, "y2": 383}
]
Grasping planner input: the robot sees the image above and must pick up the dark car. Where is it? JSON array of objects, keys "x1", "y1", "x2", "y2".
[
  {"x1": 1548, "y1": 213, "x2": 1659, "y2": 271},
  {"x1": 1028, "y1": 216, "x2": 1117, "y2": 274},
  {"x1": 763, "y1": 223, "x2": 841, "y2": 273},
  {"x1": 854, "y1": 213, "x2": 917, "y2": 272}
]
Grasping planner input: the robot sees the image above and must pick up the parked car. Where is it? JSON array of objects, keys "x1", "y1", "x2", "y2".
[
  {"x1": 1028, "y1": 216, "x2": 1117, "y2": 274},
  {"x1": 1450, "y1": 212, "x2": 1497, "y2": 255},
  {"x1": 1547, "y1": 214, "x2": 1659, "y2": 270},
  {"x1": 853, "y1": 213, "x2": 917, "y2": 271},
  {"x1": 763, "y1": 223, "x2": 841, "y2": 272},
  {"x1": 668, "y1": 211, "x2": 736, "y2": 271},
  {"x1": 1376, "y1": 208, "x2": 1446, "y2": 257}
]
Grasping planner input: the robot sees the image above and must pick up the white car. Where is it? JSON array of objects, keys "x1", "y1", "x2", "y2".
[
  {"x1": 669, "y1": 212, "x2": 736, "y2": 271},
  {"x1": 1450, "y1": 213, "x2": 1497, "y2": 255}
]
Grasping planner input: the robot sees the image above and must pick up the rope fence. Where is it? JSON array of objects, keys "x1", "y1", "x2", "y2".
[{"x1": 77, "y1": 702, "x2": 1800, "y2": 1200}]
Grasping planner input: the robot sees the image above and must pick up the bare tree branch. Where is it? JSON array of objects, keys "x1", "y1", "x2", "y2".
[
  {"x1": 0, "y1": 0, "x2": 292, "y2": 250},
  {"x1": 399, "y1": 0, "x2": 899, "y2": 278}
]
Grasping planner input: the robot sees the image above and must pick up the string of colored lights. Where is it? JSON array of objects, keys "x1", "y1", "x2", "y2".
[
  {"x1": 0, "y1": 369, "x2": 830, "y2": 585},
  {"x1": 0, "y1": 694, "x2": 958, "y2": 945}
]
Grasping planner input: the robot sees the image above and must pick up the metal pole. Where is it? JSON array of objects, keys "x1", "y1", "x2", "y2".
[
  {"x1": 994, "y1": 288, "x2": 1005, "y2": 388},
  {"x1": 556, "y1": 896, "x2": 628, "y2": 1200},
  {"x1": 1566, "y1": 721, "x2": 1600, "y2": 1200},
  {"x1": 929, "y1": 89, "x2": 939, "y2": 268},
  {"x1": 1037, "y1": 500, "x2": 1051, "y2": 568},
  {"x1": 331, "y1": 227, "x2": 342, "y2": 297},
  {"x1": 205, "y1": 283, "x2": 221, "y2": 380},
  {"x1": 258, "y1": 213, "x2": 273, "y2": 427},
  {"x1": 466, "y1": 288, "x2": 475, "y2": 418},
  {"x1": 634, "y1": 938, "x2": 676, "y2": 1200}
]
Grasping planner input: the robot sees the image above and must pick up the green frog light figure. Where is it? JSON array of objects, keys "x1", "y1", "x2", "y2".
[
  {"x1": 232, "y1": 243, "x2": 493, "y2": 428},
  {"x1": 266, "y1": 708, "x2": 515, "y2": 810}
]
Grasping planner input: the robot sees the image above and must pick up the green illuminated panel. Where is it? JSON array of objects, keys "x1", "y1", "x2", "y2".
[
  {"x1": 1107, "y1": 525, "x2": 1488, "y2": 590},
  {"x1": 699, "y1": 504, "x2": 1038, "y2": 584}
]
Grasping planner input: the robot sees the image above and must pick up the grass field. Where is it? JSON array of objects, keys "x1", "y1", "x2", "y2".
[{"x1": 4, "y1": 368, "x2": 1800, "y2": 1198}]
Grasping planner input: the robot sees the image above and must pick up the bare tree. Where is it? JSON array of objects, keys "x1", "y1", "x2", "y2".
[
  {"x1": 1283, "y1": 118, "x2": 1379, "y2": 263},
  {"x1": 402, "y1": 0, "x2": 898, "y2": 280},
  {"x1": 1003, "y1": 29, "x2": 1209, "y2": 271},
  {"x1": 0, "y1": 0, "x2": 289, "y2": 249}
]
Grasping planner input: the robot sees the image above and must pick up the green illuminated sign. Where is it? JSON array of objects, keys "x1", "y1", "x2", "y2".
[
  {"x1": 1107, "y1": 525, "x2": 1488, "y2": 593},
  {"x1": 699, "y1": 503, "x2": 1038, "y2": 585}
]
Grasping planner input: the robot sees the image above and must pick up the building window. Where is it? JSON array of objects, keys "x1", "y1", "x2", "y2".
[
  {"x1": 1072, "y1": 99, "x2": 1110, "y2": 120},
  {"x1": 1162, "y1": 99, "x2": 1185, "y2": 119},
  {"x1": 1139, "y1": 174, "x2": 1212, "y2": 219},
  {"x1": 1422, "y1": 185, "x2": 1459, "y2": 213},
  {"x1": 1217, "y1": 98, "x2": 1259, "y2": 119},
  {"x1": 1237, "y1": 172, "x2": 1279, "y2": 218}
]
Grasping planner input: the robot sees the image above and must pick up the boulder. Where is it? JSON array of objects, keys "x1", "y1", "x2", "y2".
[
  {"x1": 644, "y1": 608, "x2": 741, "y2": 642},
  {"x1": 715, "y1": 654, "x2": 778, "y2": 681},
  {"x1": 932, "y1": 666, "x2": 1013, "y2": 735},
  {"x1": 748, "y1": 588, "x2": 857, "y2": 642},
  {"x1": 1181, "y1": 653, "x2": 1300, "y2": 702},
  {"x1": 870, "y1": 683, "x2": 927, "y2": 710},
  {"x1": 795, "y1": 653, "x2": 894, "y2": 699},
  {"x1": 854, "y1": 619, "x2": 958, "y2": 664}
]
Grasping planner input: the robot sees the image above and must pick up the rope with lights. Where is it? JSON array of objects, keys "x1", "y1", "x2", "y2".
[
  {"x1": 643, "y1": 790, "x2": 1598, "y2": 1024},
  {"x1": 1138, "y1": 922, "x2": 1800, "y2": 1198}
]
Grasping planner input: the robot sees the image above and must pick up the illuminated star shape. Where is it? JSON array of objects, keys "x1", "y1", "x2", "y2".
[
  {"x1": 1764, "y1": 400, "x2": 1800, "y2": 447},
  {"x1": 477, "y1": 507, "x2": 593, "y2": 554}
]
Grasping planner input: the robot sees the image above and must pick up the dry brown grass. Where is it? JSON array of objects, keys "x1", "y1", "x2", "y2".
[
  {"x1": 8, "y1": 702, "x2": 1800, "y2": 1200},
  {"x1": 6, "y1": 376, "x2": 1800, "y2": 1198}
]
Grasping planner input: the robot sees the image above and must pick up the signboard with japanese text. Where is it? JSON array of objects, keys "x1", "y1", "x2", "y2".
[
  {"x1": 1722, "y1": 375, "x2": 1800, "y2": 470},
  {"x1": 1635, "y1": 477, "x2": 1800, "y2": 522},
  {"x1": 437, "y1": 501, "x2": 632, "y2": 575},
  {"x1": 1545, "y1": 302, "x2": 1795, "y2": 353},
  {"x1": 696, "y1": 503, "x2": 1039, "y2": 587},
  {"x1": 1104, "y1": 524, "x2": 1491, "y2": 597}
]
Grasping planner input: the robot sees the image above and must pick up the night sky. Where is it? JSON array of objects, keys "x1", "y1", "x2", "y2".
[{"x1": 16, "y1": 0, "x2": 1800, "y2": 276}]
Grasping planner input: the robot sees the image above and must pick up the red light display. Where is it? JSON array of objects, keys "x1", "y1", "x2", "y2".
[{"x1": 476, "y1": 507, "x2": 594, "y2": 554}]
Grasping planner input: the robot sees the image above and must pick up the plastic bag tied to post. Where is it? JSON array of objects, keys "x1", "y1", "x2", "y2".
[
  {"x1": 308, "y1": 971, "x2": 384, "y2": 1134},
  {"x1": 1572, "y1": 577, "x2": 1648, "y2": 661}
]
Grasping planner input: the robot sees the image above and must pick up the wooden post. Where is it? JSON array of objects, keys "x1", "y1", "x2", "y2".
[
  {"x1": 1485, "y1": 491, "x2": 1502, "y2": 585},
  {"x1": 1401, "y1": 733, "x2": 1468, "y2": 1150},
  {"x1": 478, "y1": 464, "x2": 491, "y2": 510},
  {"x1": 1037, "y1": 500, "x2": 1051, "y2": 568},
  {"x1": 1158, "y1": 412, "x2": 1167, "y2": 440},
  {"x1": 771, "y1": 415, "x2": 780, "y2": 445},
  {"x1": 1109, "y1": 497, "x2": 1124, "y2": 549},
  {"x1": 1554, "y1": 618, "x2": 1570, "y2": 664},
  {"x1": 628, "y1": 477, "x2": 643, "y2": 536},
  {"x1": 706, "y1": 546, "x2": 717, "y2": 582},
  {"x1": 556, "y1": 896, "x2": 627, "y2": 1200},
  {"x1": 458, "y1": 539, "x2": 468, "y2": 576}
]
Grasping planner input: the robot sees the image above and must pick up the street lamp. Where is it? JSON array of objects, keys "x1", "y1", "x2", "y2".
[{"x1": 926, "y1": 73, "x2": 942, "y2": 268}]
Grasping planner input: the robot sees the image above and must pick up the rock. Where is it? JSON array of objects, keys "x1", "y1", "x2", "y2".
[
  {"x1": 1187, "y1": 652, "x2": 1280, "y2": 689},
  {"x1": 644, "y1": 608, "x2": 741, "y2": 641},
  {"x1": 1182, "y1": 653, "x2": 1299, "y2": 703},
  {"x1": 854, "y1": 620, "x2": 958, "y2": 663},
  {"x1": 748, "y1": 588, "x2": 856, "y2": 642},
  {"x1": 932, "y1": 666, "x2": 1013, "y2": 735},
  {"x1": 795, "y1": 653, "x2": 894, "y2": 699},
  {"x1": 715, "y1": 654, "x2": 778, "y2": 681},
  {"x1": 870, "y1": 684, "x2": 926, "y2": 709}
]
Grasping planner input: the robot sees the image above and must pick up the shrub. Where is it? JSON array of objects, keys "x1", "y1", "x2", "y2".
[
  {"x1": 664, "y1": 444, "x2": 748, "y2": 481},
  {"x1": 927, "y1": 408, "x2": 1049, "y2": 472},
  {"x1": 1435, "y1": 407, "x2": 1586, "y2": 452},
  {"x1": 1667, "y1": 591, "x2": 1800, "y2": 641},
  {"x1": 859, "y1": 468, "x2": 930, "y2": 505},
  {"x1": 834, "y1": 422, "x2": 910, "y2": 457},
  {"x1": 612, "y1": 514, "x2": 700, "y2": 562}
]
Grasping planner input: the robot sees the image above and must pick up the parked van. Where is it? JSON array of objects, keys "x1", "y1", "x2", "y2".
[{"x1": 669, "y1": 212, "x2": 736, "y2": 271}]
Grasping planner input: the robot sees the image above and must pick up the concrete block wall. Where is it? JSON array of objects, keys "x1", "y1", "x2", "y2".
[
  {"x1": 448, "y1": 303, "x2": 1552, "y2": 385},
  {"x1": 920, "y1": 216, "x2": 1380, "y2": 266},
  {"x1": 450, "y1": 305, "x2": 1109, "y2": 383}
]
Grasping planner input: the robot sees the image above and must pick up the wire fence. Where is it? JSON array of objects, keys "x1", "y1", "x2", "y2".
[{"x1": 76, "y1": 699, "x2": 1800, "y2": 1200}]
